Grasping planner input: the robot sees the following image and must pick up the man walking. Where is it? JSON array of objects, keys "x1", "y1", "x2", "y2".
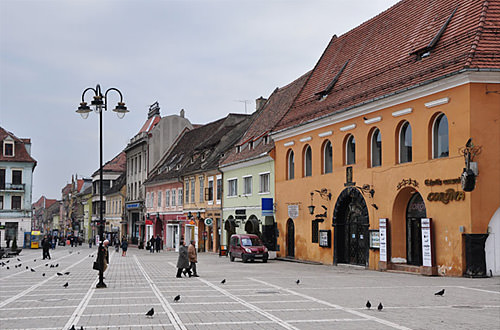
[
  {"x1": 42, "y1": 235, "x2": 51, "y2": 260},
  {"x1": 188, "y1": 240, "x2": 199, "y2": 277},
  {"x1": 155, "y1": 235, "x2": 162, "y2": 253}
]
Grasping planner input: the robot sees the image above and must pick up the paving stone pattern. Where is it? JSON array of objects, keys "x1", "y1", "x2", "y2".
[{"x1": 1, "y1": 246, "x2": 499, "y2": 330}]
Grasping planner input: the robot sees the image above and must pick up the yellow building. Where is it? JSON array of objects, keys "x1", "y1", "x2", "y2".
[{"x1": 272, "y1": 0, "x2": 500, "y2": 276}]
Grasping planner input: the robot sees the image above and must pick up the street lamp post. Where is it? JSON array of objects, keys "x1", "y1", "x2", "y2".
[{"x1": 76, "y1": 84, "x2": 129, "y2": 288}]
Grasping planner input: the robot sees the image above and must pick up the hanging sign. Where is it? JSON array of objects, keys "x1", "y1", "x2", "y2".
[
  {"x1": 379, "y1": 218, "x2": 387, "y2": 262},
  {"x1": 204, "y1": 218, "x2": 213, "y2": 226},
  {"x1": 421, "y1": 218, "x2": 433, "y2": 267}
]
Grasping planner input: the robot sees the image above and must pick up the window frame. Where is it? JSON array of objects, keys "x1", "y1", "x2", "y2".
[
  {"x1": 432, "y1": 113, "x2": 449, "y2": 159},
  {"x1": 227, "y1": 178, "x2": 238, "y2": 197},
  {"x1": 399, "y1": 121, "x2": 413, "y2": 164},
  {"x1": 157, "y1": 190, "x2": 162, "y2": 208},
  {"x1": 370, "y1": 128, "x2": 382, "y2": 168},
  {"x1": 216, "y1": 175, "x2": 222, "y2": 204},
  {"x1": 165, "y1": 190, "x2": 170, "y2": 207},
  {"x1": 345, "y1": 134, "x2": 356, "y2": 165},
  {"x1": 12, "y1": 169, "x2": 22, "y2": 185},
  {"x1": 303, "y1": 145, "x2": 312, "y2": 177},
  {"x1": 3, "y1": 140, "x2": 14, "y2": 157},
  {"x1": 259, "y1": 172, "x2": 270, "y2": 194},
  {"x1": 11, "y1": 195, "x2": 21, "y2": 210},
  {"x1": 243, "y1": 175, "x2": 252, "y2": 196},
  {"x1": 287, "y1": 149, "x2": 295, "y2": 180},
  {"x1": 323, "y1": 140, "x2": 333, "y2": 174},
  {"x1": 171, "y1": 189, "x2": 176, "y2": 207}
]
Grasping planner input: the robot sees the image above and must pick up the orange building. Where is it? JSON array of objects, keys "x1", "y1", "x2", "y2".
[{"x1": 271, "y1": 0, "x2": 500, "y2": 276}]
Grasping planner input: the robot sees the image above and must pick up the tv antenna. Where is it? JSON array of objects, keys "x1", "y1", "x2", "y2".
[{"x1": 234, "y1": 100, "x2": 251, "y2": 114}]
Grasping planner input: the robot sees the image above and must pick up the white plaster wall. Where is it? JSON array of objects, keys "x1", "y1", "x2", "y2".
[{"x1": 485, "y1": 207, "x2": 500, "y2": 276}]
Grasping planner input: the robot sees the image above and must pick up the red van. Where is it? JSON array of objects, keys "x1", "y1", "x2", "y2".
[{"x1": 229, "y1": 234, "x2": 268, "y2": 263}]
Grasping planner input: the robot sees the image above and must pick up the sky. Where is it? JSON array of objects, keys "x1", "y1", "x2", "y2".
[{"x1": 0, "y1": 0, "x2": 400, "y2": 202}]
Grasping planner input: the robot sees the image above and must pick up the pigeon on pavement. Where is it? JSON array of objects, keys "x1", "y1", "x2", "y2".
[
  {"x1": 64, "y1": 272, "x2": 70, "y2": 275},
  {"x1": 31, "y1": 268, "x2": 36, "y2": 272},
  {"x1": 63, "y1": 282, "x2": 69, "y2": 288},
  {"x1": 146, "y1": 308, "x2": 154, "y2": 317},
  {"x1": 366, "y1": 300, "x2": 371, "y2": 309},
  {"x1": 221, "y1": 279, "x2": 226, "y2": 284},
  {"x1": 70, "y1": 325, "x2": 75, "y2": 330},
  {"x1": 174, "y1": 295, "x2": 181, "y2": 302},
  {"x1": 296, "y1": 279, "x2": 300, "y2": 285},
  {"x1": 435, "y1": 289, "x2": 445, "y2": 296},
  {"x1": 42, "y1": 273, "x2": 45, "y2": 276},
  {"x1": 377, "y1": 302, "x2": 383, "y2": 311},
  {"x1": 57, "y1": 272, "x2": 63, "y2": 276}
]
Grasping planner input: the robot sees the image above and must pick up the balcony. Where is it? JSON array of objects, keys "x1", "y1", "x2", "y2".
[{"x1": 0, "y1": 183, "x2": 25, "y2": 192}]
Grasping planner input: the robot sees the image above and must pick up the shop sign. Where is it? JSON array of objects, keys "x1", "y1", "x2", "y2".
[
  {"x1": 126, "y1": 203, "x2": 140, "y2": 209},
  {"x1": 261, "y1": 198, "x2": 274, "y2": 216},
  {"x1": 397, "y1": 178, "x2": 419, "y2": 190},
  {"x1": 145, "y1": 220, "x2": 153, "y2": 225},
  {"x1": 204, "y1": 218, "x2": 213, "y2": 226},
  {"x1": 288, "y1": 205, "x2": 299, "y2": 219},
  {"x1": 427, "y1": 188, "x2": 465, "y2": 204},
  {"x1": 421, "y1": 218, "x2": 433, "y2": 267},
  {"x1": 424, "y1": 178, "x2": 460, "y2": 186},
  {"x1": 379, "y1": 218, "x2": 387, "y2": 262}
]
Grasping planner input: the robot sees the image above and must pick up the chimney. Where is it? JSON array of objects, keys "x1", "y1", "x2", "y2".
[
  {"x1": 180, "y1": 109, "x2": 185, "y2": 118},
  {"x1": 256, "y1": 97, "x2": 267, "y2": 110}
]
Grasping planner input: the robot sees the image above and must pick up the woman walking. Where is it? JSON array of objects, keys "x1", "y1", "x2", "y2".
[{"x1": 176, "y1": 240, "x2": 190, "y2": 278}]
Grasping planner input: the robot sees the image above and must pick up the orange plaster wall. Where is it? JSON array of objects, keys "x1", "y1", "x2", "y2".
[{"x1": 274, "y1": 82, "x2": 498, "y2": 276}]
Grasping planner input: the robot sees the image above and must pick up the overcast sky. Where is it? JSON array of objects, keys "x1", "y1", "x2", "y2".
[{"x1": 0, "y1": 0, "x2": 399, "y2": 202}]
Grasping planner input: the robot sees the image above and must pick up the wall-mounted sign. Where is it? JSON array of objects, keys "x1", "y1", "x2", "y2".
[
  {"x1": 427, "y1": 188, "x2": 465, "y2": 204},
  {"x1": 421, "y1": 218, "x2": 433, "y2": 267},
  {"x1": 379, "y1": 218, "x2": 387, "y2": 262},
  {"x1": 261, "y1": 198, "x2": 274, "y2": 216},
  {"x1": 319, "y1": 230, "x2": 331, "y2": 247},
  {"x1": 204, "y1": 218, "x2": 213, "y2": 226},
  {"x1": 369, "y1": 230, "x2": 380, "y2": 249},
  {"x1": 126, "y1": 203, "x2": 140, "y2": 209},
  {"x1": 235, "y1": 209, "x2": 246, "y2": 220},
  {"x1": 145, "y1": 220, "x2": 153, "y2": 226},
  {"x1": 424, "y1": 178, "x2": 461, "y2": 186},
  {"x1": 288, "y1": 205, "x2": 299, "y2": 219},
  {"x1": 397, "y1": 178, "x2": 419, "y2": 190}
]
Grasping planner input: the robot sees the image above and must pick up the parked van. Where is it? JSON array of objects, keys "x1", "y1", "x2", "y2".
[{"x1": 229, "y1": 234, "x2": 268, "y2": 263}]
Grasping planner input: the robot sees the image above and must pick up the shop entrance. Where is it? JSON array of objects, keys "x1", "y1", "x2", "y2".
[
  {"x1": 333, "y1": 187, "x2": 369, "y2": 266},
  {"x1": 286, "y1": 218, "x2": 295, "y2": 258},
  {"x1": 406, "y1": 193, "x2": 426, "y2": 266}
]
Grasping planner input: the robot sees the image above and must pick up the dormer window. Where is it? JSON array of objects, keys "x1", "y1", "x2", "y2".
[
  {"x1": 249, "y1": 141, "x2": 254, "y2": 150},
  {"x1": 3, "y1": 139, "x2": 14, "y2": 157},
  {"x1": 263, "y1": 135, "x2": 269, "y2": 144},
  {"x1": 236, "y1": 146, "x2": 241, "y2": 153}
]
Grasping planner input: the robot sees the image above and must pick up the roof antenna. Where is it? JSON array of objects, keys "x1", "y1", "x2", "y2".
[{"x1": 234, "y1": 100, "x2": 250, "y2": 114}]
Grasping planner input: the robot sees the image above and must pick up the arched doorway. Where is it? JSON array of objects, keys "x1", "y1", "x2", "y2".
[
  {"x1": 406, "y1": 192, "x2": 427, "y2": 266},
  {"x1": 286, "y1": 218, "x2": 295, "y2": 258},
  {"x1": 224, "y1": 216, "x2": 236, "y2": 247},
  {"x1": 333, "y1": 187, "x2": 369, "y2": 266}
]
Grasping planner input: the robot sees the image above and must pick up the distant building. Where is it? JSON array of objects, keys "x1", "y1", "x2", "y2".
[
  {"x1": 0, "y1": 126, "x2": 37, "y2": 248},
  {"x1": 32, "y1": 195, "x2": 58, "y2": 233}
]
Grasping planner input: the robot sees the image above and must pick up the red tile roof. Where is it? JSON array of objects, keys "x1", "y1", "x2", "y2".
[
  {"x1": 91, "y1": 151, "x2": 126, "y2": 176},
  {"x1": 274, "y1": 0, "x2": 500, "y2": 132},
  {"x1": 222, "y1": 71, "x2": 311, "y2": 166},
  {"x1": 138, "y1": 115, "x2": 161, "y2": 134},
  {"x1": 0, "y1": 126, "x2": 37, "y2": 165}
]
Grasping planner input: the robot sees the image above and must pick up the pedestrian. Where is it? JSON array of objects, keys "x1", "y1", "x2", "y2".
[
  {"x1": 176, "y1": 240, "x2": 190, "y2": 278},
  {"x1": 148, "y1": 237, "x2": 154, "y2": 253},
  {"x1": 99, "y1": 239, "x2": 109, "y2": 273},
  {"x1": 41, "y1": 235, "x2": 51, "y2": 260},
  {"x1": 188, "y1": 240, "x2": 199, "y2": 277},
  {"x1": 121, "y1": 237, "x2": 128, "y2": 256},
  {"x1": 114, "y1": 236, "x2": 120, "y2": 252},
  {"x1": 155, "y1": 235, "x2": 161, "y2": 253}
]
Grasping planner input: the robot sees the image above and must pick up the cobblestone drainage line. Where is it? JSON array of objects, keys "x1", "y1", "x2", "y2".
[{"x1": 135, "y1": 255, "x2": 187, "y2": 330}]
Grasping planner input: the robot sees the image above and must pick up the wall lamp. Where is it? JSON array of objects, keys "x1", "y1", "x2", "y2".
[
  {"x1": 355, "y1": 184, "x2": 375, "y2": 198},
  {"x1": 308, "y1": 192, "x2": 315, "y2": 215}
]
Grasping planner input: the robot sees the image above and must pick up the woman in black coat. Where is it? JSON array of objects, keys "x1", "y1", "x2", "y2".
[{"x1": 176, "y1": 240, "x2": 190, "y2": 277}]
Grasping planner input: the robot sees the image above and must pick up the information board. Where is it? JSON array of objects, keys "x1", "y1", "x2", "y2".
[{"x1": 379, "y1": 218, "x2": 387, "y2": 262}]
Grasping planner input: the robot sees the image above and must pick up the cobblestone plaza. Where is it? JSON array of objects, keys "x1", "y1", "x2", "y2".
[{"x1": 1, "y1": 245, "x2": 499, "y2": 330}]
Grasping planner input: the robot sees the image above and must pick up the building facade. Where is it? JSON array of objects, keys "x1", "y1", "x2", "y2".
[
  {"x1": 272, "y1": 0, "x2": 500, "y2": 276},
  {"x1": 0, "y1": 126, "x2": 37, "y2": 248}
]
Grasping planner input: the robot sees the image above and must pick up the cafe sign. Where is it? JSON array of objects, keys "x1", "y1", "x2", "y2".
[{"x1": 427, "y1": 188, "x2": 465, "y2": 204}]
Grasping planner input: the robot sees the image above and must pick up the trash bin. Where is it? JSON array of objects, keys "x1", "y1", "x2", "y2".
[{"x1": 463, "y1": 233, "x2": 488, "y2": 278}]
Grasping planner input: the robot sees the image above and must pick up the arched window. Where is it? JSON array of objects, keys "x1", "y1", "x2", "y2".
[
  {"x1": 323, "y1": 140, "x2": 333, "y2": 174},
  {"x1": 304, "y1": 145, "x2": 312, "y2": 177},
  {"x1": 399, "y1": 121, "x2": 412, "y2": 163},
  {"x1": 433, "y1": 113, "x2": 449, "y2": 159},
  {"x1": 346, "y1": 135, "x2": 356, "y2": 165},
  {"x1": 371, "y1": 128, "x2": 382, "y2": 167},
  {"x1": 287, "y1": 150, "x2": 295, "y2": 180}
]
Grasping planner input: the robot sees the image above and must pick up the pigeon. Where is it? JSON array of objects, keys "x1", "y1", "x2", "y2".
[
  {"x1": 45, "y1": 264, "x2": 48, "y2": 267},
  {"x1": 70, "y1": 325, "x2": 75, "y2": 330},
  {"x1": 64, "y1": 272, "x2": 70, "y2": 275},
  {"x1": 31, "y1": 268, "x2": 36, "y2": 272},
  {"x1": 57, "y1": 272, "x2": 63, "y2": 276},
  {"x1": 26, "y1": 266, "x2": 29, "y2": 270},
  {"x1": 42, "y1": 273, "x2": 45, "y2": 277},
  {"x1": 146, "y1": 307, "x2": 154, "y2": 317},
  {"x1": 17, "y1": 258, "x2": 21, "y2": 261},
  {"x1": 55, "y1": 264, "x2": 59, "y2": 267},
  {"x1": 296, "y1": 279, "x2": 300, "y2": 285},
  {"x1": 221, "y1": 279, "x2": 226, "y2": 284},
  {"x1": 174, "y1": 295, "x2": 181, "y2": 302},
  {"x1": 5, "y1": 260, "x2": 9, "y2": 263},
  {"x1": 435, "y1": 289, "x2": 445, "y2": 296},
  {"x1": 63, "y1": 282, "x2": 69, "y2": 288},
  {"x1": 6, "y1": 267, "x2": 9, "y2": 270},
  {"x1": 50, "y1": 265, "x2": 54, "y2": 268},
  {"x1": 366, "y1": 300, "x2": 371, "y2": 309},
  {"x1": 377, "y1": 302, "x2": 383, "y2": 311},
  {"x1": 34, "y1": 259, "x2": 36, "y2": 262},
  {"x1": 80, "y1": 327, "x2": 84, "y2": 330}
]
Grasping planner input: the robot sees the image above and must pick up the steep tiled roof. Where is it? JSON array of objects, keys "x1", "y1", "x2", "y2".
[
  {"x1": 222, "y1": 71, "x2": 311, "y2": 166},
  {"x1": 145, "y1": 114, "x2": 251, "y2": 185},
  {"x1": 274, "y1": 0, "x2": 500, "y2": 132},
  {"x1": 0, "y1": 126, "x2": 37, "y2": 165},
  {"x1": 106, "y1": 173, "x2": 126, "y2": 195},
  {"x1": 91, "y1": 151, "x2": 126, "y2": 176}
]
